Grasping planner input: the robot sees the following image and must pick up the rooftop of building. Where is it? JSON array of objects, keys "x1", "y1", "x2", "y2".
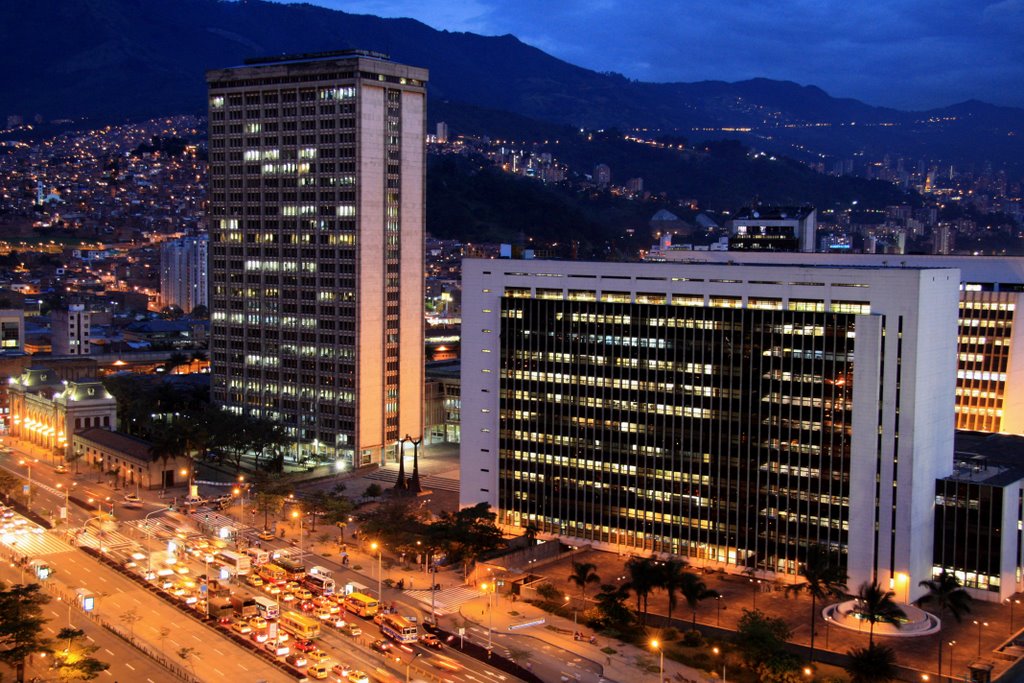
[
  {"x1": 208, "y1": 48, "x2": 428, "y2": 82},
  {"x1": 643, "y1": 250, "x2": 1024, "y2": 288},
  {"x1": 75, "y1": 427, "x2": 155, "y2": 463},
  {"x1": 947, "y1": 431, "x2": 1024, "y2": 487},
  {"x1": 733, "y1": 206, "x2": 815, "y2": 221},
  {"x1": 243, "y1": 49, "x2": 391, "y2": 67}
]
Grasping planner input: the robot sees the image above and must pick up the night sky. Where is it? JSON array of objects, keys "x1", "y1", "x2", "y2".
[{"x1": 296, "y1": 0, "x2": 1024, "y2": 110}]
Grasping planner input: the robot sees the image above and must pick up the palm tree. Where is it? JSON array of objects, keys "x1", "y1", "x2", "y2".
[
  {"x1": 678, "y1": 571, "x2": 719, "y2": 630},
  {"x1": 785, "y1": 544, "x2": 849, "y2": 662},
  {"x1": 854, "y1": 581, "x2": 906, "y2": 645},
  {"x1": 568, "y1": 561, "x2": 601, "y2": 604},
  {"x1": 844, "y1": 644, "x2": 899, "y2": 683},
  {"x1": 660, "y1": 558, "x2": 689, "y2": 622},
  {"x1": 916, "y1": 571, "x2": 972, "y2": 677},
  {"x1": 624, "y1": 556, "x2": 660, "y2": 625}
]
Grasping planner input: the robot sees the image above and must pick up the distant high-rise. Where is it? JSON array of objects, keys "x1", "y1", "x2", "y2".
[
  {"x1": 728, "y1": 206, "x2": 817, "y2": 253},
  {"x1": 593, "y1": 163, "x2": 611, "y2": 187},
  {"x1": 51, "y1": 305, "x2": 90, "y2": 356},
  {"x1": 159, "y1": 235, "x2": 208, "y2": 313},
  {"x1": 435, "y1": 121, "x2": 448, "y2": 144},
  {"x1": 206, "y1": 50, "x2": 427, "y2": 467}
]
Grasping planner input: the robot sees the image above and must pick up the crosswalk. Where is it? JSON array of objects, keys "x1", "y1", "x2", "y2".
[
  {"x1": 403, "y1": 585, "x2": 483, "y2": 615},
  {"x1": 365, "y1": 467, "x2": 460, "y2": 493},
  {"x1": 75, "y1": 528, "x2": 136, "y2": 551},
  {"x1": 0, "y1": 529, "x2": 73, "y2": 556}
]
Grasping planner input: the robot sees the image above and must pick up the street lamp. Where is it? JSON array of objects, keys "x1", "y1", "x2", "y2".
[
  {"x1": 651, "y1": 640, "x2": 664, "y2": 683},
  {"x1": 55, "y1": 482, "x2": 75, "y2": 523},
  {"x1": 750, "y1": 578, "x2": 761, "y2": 609},
  {"x1": 371, "y1": 541, "x2": 383, "y2": 602},
  {"x1": 291, "y1": 509, "x2": 303, "y2": 555},
  {"x1": 18, "y1": 459, "x2": 34, "y2": 508},
  {"x1": 564, "y1": 594, "x2": 578, "y2": 629},
  {"x1": 716, "y1": 595, "x2": 723, "y2": 627},
  {"x1": 825, "y1": 615, "x2": 832, "y2": 650},
  {"x1": 948, "y1": 640, "x2": 956, "y2": 681},
  {"x1": 712, "y1": 646, "x2": 726, "y2": 683},
  {"x1": 144, "y1": 506, "x2": 173, "y2": 574},
  {"x1": 973, "y1": 620, "x2": 989, "y2": 657},
  {"x1": 405, "y1": 652, "x2": 423, "y2": 683},
  {"x1": 482, "y1": 582, "x2": 495, "y2": 654}
]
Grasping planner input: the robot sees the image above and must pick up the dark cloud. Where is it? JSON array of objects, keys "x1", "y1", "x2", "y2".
[{"x1": 305, "y1": 0, "x2": 1024, "y2": 109}]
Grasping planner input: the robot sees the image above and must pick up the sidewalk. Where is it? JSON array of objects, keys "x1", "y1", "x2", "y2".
[{"x1": 455, "y1": 593, "x2": 712, "y2": 683}]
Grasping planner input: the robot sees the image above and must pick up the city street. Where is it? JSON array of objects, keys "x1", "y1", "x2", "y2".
[{"x1": 0, "y1": 437, "x2": 523, "y2": 683}]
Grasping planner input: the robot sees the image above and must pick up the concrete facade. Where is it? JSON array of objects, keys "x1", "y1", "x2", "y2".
[{"x1": 461, "y1": 258, "x2": 959, "y2": 601}]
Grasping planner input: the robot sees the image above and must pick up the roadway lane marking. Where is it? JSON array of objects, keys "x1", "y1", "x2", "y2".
[
  {"x1": 103, "y1": 670, "x2": 112, "y2": 676},
  {"x1": 86, "y1": 636, "x2": 94, "y2": 642},
  {"x1": 213, "y1": 648, "x2": 224, "y2": 655},
  {"x1": 239, "y1": 664, "x2": 248, "y2": 671},
  {"x1": 132, "y1": 597, "x2": 141, "y2": 603},
  {"x1": 125, "y1": 664, "x2": 135, "y2": 671},
  {"x1": 213, "y1": 668, "x2": 224, "y2": 676},
  {"x1": 50, "y1": 610, "x2": 59, "y2": 618},
  {"x1": 191, "y1": 634, "x2": 202, "y2": 642},
  {"x1": 148, "y1": 679, "x2": 156, "y2": 683},
  {"x1": 169, "y1": 640, "x2": 180, "y2": 647},
  {"x1": 104, "y1": 649, "x2": 114, "y2": 656},
  {"x1": 151, "y1": 610, "x2": 159, "y2": 616}
]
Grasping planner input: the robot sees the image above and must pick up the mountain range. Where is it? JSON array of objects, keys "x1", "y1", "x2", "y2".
[{"x1": 1, "y1": 0, "x2": 1021, "y2": 176}]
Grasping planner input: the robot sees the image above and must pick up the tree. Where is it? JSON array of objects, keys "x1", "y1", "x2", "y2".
[
  {"x1": 624, "y1": 556, "x2": 660, "y2": 624},
  {"x1": 853, "y1": 581, "x2": 906, "y2": 645},
  {"x1": 358, "y1": 497, "x2": 427, "y2": 550},
  {"x1": 734, "y1": 609, "x2": 793, "y2": 670},
  {"x1": 785, "y1": 544, "x2": 848, "y2": 663},
  {"x1": 51, "y1": 627, "x2": 109, "y2": 680},
  {"x1": 363, "y1": 483, "x2": 383, "y2": 500},
  {"x1": 176, "y1": 646, "x2": 197, "y2": 677},
  {"x1": 567, "y1": 562, "x2": 601, "y2": 603},
  {"x1": 119, "y1": 608, "x2": 141, "y2": 639},
  {"x1": 523, "y1": 522, "x2": 539, "y2": 545},
  {"x1": 678, "y1": 572, "x2": 719, "y2": 630},
  {"x1": 844, "y1": 644, "x2": 899, "y2": 683},
  {"x1": 428, "y1": 502, "x2": 506, "y2": 579},
  {"x1": 254, "y1": 491, "x2": 285, "y2": 531},
  {"x1": 0, "y1": 582, "x2": 53, "y2": 682},
  {"x1": 916, "y1": 571, "x2": 972, "y2": 677},
  {"x1": 162, "y1": 351, "x2": 188, "y2": 375},
  {"x1": 0, "y1": 469, "x2": 19, "y2": 499},
  {"x1": 659, "y1": 558, "x2": 689, "y2": 622},
  {"x1": 189, "y1": 305, "x2": 209, "y2": 320},
  {"x1": 593, "y1": 583, "x2": 634, "y2": 631}
]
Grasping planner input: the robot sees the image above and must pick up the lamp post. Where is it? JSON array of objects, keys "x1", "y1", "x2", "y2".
[
  {"x1": 651, "y1": 640, "x2": 664, "y2": 682},
  {"x1": 825, "y1": 616, "x2": 832, "y2": 650},
  {"x1": 55, "y1": 482, "x2": 75, "y2": 523},
  {"x1": 713, "y1": 646, "x2": 726, "y2": 683},
  {"x1": 144, "y1": 506, "x2": 173, "y2": 574},
  {"x1": 973, "y1": 620, "x2": 988, "y2": 657},
  {"x1": 371, "y1": 541, "x2": 383, "y2": 602},
  {"x1": 716, "y1": 595, "x2": 723, "y2": 627},
  {"x1": 18, "y1": 459, "x2": 33, "y2": 508},
  {"x1": 405, "y1": 652, "x2": 423, "y2": 683},
  {"x1": 750, "y1": 578, "x2": 761, "y2": 609},
  {"x1": 291, "y1": 509, "x2": 303, "y2": 556},
  {"x1": 482, "y1": 582, "x2": 495, "y2": 654},
  {"x1": 948, "y1": 640, "x2": 956, "y2": 682},
  {"x1": 564, "y1": 594, "x2": 578, "y2": 629}
]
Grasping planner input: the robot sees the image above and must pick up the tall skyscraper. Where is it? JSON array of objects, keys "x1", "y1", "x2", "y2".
[
  {"x1": 159, "y1": 235, "x2": 209, "y2": 313},
  {"x1": 206, "y1": 50, "x2": 427, "y2": 468}
]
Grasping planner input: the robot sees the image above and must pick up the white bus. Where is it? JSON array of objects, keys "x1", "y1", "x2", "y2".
[
  {"x1": 302, "y1": 572, "x2": 336, "y2": 597},
  {"x1": 380, "y1": 613, "x2": 418, "y2": 645},
  {"x1": 216, "y1": 550, "x2": 251, "y2": 576},
  {"x1": 254, "y1": 595, "x2": 280, "y2": 620}
]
